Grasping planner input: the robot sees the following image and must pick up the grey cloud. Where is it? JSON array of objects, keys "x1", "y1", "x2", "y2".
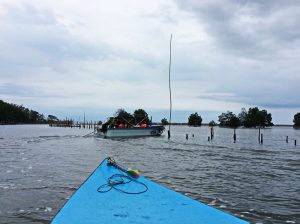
[
  {"x1": 259, "y1": 103, "x2": 300, "y2": 109},
  {"x1": 0, "y1": 3, "x2": 109, "y2": 66},
  {"x1": 0, "y1": 82, "x2": 95, "y2": 99},
  {"x1": 0, "y1": 83, "x2": 64, "y2": 98},
  {"x1": 175, "y1": 0, "x2": 300, "y2": 58},
  {"x1": 0, "y1": 3, "x2": 164, "y2": 82},
  {"x1": 172, "y1": 0, "x2": 300, "y2": 113},
  {"x1": 0, "y1": 83, "x2": 40, "y2": 97},
  {"x1": 138, "y1": 3, "x2": 179, "y2": 24},
  {"x1": 197, "y1": 82, "x2": 300, "y2": 109},
  {"x1": 5, "y1": 3, "x2": 57, "y2": 25}
]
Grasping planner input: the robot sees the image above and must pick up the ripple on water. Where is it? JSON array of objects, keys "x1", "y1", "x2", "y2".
[{"x1": 0, "y1": 125, "x2": 299, "y2": 224}]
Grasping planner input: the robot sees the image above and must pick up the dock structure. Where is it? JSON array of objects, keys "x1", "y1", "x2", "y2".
[{"x1": 49, "y1": 119, "x2": 99, "y2": 130}]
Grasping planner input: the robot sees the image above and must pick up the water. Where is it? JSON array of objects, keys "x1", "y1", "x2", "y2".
[{"x1": 0, "y1": 125, "x2": 299, "y2": 224}]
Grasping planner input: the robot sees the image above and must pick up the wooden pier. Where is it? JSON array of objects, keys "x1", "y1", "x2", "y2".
[{"x1": 49, "y1": 120, "x2": 100, "y2": 130}]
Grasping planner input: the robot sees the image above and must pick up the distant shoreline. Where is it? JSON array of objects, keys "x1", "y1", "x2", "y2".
[
  {"x1": 0, "y1": 123, "x2": 294, "y2": 127},
  {"x1": 0, "y1": 123, "x2": 48, "y2": 125}
]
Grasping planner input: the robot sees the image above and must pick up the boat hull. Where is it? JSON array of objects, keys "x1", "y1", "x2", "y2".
[
  {"x1": 97, "y1": 125, "x2": 165, "y2": 138},
  {"x1": 52, "y1": 158, "x2": 249, "y2": 224}
]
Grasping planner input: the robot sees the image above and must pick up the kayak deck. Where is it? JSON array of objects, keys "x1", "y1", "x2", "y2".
[{"x1": 52, "y1": 158, "x2": 249, "y2": 224}]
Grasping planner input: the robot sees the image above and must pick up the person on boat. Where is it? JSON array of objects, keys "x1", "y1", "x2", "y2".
[
  {"x1": 118, "y1": 123, "x2": 125, "y2": 128},
  {"x1": 141, "y1": 122, "x2": 147, "y2": 128},
  {"x1": 101, "y1": 123, "x2": 108, "y2": 133}
]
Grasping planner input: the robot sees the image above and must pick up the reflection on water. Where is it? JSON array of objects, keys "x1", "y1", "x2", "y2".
[{"x1": 0, "y1": 125, "x2": 299, "y2": 224}]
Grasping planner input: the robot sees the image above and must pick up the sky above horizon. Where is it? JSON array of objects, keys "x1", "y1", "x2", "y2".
[{"x1": 1, "y1": 0, "x2": 300, "y2": 124}]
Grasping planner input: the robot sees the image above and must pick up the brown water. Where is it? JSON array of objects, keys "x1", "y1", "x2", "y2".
[{"x1": 0, "y1": 125, "x2": 299, "y2": 224}]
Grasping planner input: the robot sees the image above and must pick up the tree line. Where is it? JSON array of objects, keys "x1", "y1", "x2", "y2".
[
  {"x1": 2, "y1": 99, "x2": 300, "y2": 129},
  {"x1": 186, "y1": 107, "x2": 300, "y2": 129},
  {"x1": 0, "y1": 100, "x2": 59, "y2": 124}
]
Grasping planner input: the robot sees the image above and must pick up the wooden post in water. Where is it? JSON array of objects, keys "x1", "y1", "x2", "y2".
[
  {"x1": 83, "y1": 112, "x2": 86, "y2": 129},
  {"x1": 286, "y1": 136, "x2": 288, "y2": 143},
  {"x1": 233, "y1": 128, "x2": 236, "y2": 143},
  {"x1": 258, "y1": 127, "x2": 261, "y2": 143},
  {"x1": 295, "y1": 140, "x2": 297, "y2": 146},
  {"x1": 260, "y1": 133, "x2": 263, "y2": 144},
  {"x1": 208, "y1": 136, "x2": 210, "y2": 141},
  {"x1": 186, "y1": 134, "x2": 188, "y2": 140},
  {"x1": 210, "y1": 127, "x2": 214, "y2": 140}
]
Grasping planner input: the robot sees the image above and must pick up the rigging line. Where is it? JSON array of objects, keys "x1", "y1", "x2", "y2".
[
  {"x1": 97, "y1": 157, "x2": 147, "y2": 194},
  {"x1": 137, "y1": 116, "x2": 146, "y2": 125},
  {"x1": 97, "y1": 174, "x2": 148, "y2": 194},
  {"x1": 83, "y1": 131, "x2": 95, "y2": 137},
  {"x1": 168, "y1": 34, "x2": 172, "y2": 139},
  {"x1": 120, "y1": 116, "x2": 134, "y2": 126}
]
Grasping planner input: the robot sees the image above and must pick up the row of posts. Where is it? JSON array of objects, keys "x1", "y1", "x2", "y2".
[
  {"x1": 286, "y1": 136, "x2": 297, "y2": 146},
  {"x1": 49, "y1": 121, "x2": 98, "y2": 129},
  {"x1": 185, "y1": 127, "x2": 297, "y2": 146},
  {"x1": 186, "y1": 127, "x2": 215, "y2": 141}
]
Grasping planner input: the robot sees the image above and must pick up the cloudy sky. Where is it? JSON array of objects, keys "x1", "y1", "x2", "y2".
[{"x1": 1, "y1": 0, "x2": 300, "y2": 124}]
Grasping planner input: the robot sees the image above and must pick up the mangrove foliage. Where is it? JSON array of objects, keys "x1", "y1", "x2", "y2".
[
  {"x1": 188, "y1": 112, "x2": 202, "y2": 126},
  {"x1": 293, "y1": 112, "x2": 300, "y2": 128},
  {"x1": 0, "y1": 100, "x2": 46, "y2": 124}
]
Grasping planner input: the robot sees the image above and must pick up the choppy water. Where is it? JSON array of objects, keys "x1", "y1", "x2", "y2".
[{"x1": 0, "y1": 125, "x2": 299, "y2": 224}]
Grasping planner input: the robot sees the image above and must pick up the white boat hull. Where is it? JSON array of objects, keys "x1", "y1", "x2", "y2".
[{"x1": 97, "y1": 125, "x2": 165, "y2": 138}]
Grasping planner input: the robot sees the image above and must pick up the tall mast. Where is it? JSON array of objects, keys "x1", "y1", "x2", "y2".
[{"x1": 168, "y1": 34, "x2": 172, "y2": 139}]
